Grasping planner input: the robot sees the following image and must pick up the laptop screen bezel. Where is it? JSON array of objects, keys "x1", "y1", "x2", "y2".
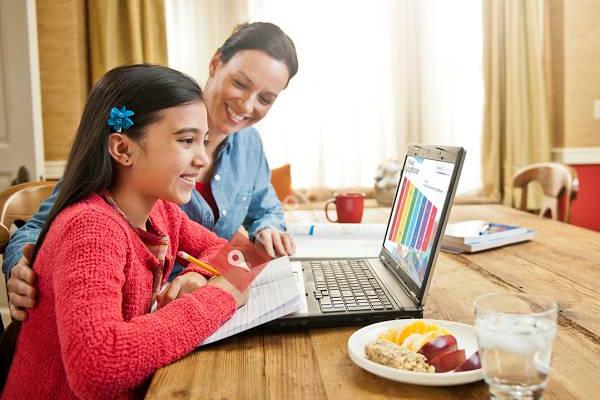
[{"x1": 378, "y1": 144, "x2": 466, "y2": 306}]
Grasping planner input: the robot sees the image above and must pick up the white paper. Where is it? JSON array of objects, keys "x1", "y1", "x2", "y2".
[
  {"x1": 288, "y1": 223, "x2": 386, "y2": 239},
  {"x1": 292, "y1": 238, "x2": 382, "y2": 259},
  {"x1": 287, "y1": 223, "x2": 385, "y2": 259},
  {"x1": 201, "y1": 256, "x2": 301, "y2": 345}
]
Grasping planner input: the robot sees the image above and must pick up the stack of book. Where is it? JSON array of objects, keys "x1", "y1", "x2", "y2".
[{"x1": 442, "y1": 220, "x2": 535, "y2": 253}]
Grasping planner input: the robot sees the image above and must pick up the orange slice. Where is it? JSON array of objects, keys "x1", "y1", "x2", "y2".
[
  {"x1": 378, "y1": 321, "x2": 451, "y2": 348},
  {"x1": 399, "y1": 331, "x2": 445, "y2": 352}
]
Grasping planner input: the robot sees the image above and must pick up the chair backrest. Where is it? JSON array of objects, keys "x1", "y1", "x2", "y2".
[
  {"x1": 271, "y1": 163, "x2": 294, "y2": 202},
  {"x1": 512, "y1": 162, "x2": 579, "y2": 222},
  {"x1": 0, "y1": 181, "x2": 56, "y2": 254},
  {"x1": 0, "y1": 224, "x2": 9, "y2": 257}
]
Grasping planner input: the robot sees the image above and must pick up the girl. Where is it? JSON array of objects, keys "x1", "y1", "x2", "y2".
[{"x1": 1, "y1": 64, "x2": 246, "y2": 399}]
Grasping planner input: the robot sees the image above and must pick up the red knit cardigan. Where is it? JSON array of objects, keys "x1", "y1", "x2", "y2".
[{"x1": 2, "y1": 194, "x2": 236, "y2": 399}]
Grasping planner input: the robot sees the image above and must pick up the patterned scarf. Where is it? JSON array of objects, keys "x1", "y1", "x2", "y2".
[{"x1": 102, "y1": 192, "x2": 169, "y2": 309}]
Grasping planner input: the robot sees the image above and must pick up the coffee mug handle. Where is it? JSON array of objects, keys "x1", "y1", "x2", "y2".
[{"x1": 324, "y1": 198, "x2": 337, "y2": 222}]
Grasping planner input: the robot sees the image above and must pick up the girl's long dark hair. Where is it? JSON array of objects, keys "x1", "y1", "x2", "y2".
[{"x1": 31, "y1": 64, "x2": 203, "y2": 263}]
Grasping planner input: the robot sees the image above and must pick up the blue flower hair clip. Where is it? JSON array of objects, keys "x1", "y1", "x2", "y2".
[{"x1": 107, "y1": 106, "x2": 135, "y2": 133}]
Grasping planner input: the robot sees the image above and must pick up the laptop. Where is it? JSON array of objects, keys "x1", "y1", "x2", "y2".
[{"x1": 274, "y1": 144, "x2": 466, "y2": 328}]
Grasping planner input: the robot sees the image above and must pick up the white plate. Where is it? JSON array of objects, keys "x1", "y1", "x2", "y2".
[{"x1": 348, "y1": 319, "x2": 483, "y2": 386}]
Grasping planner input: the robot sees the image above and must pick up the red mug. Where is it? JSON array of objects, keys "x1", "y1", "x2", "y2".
[{"x1": 325, "y1": 193, "x2": 365, "y2": 223}]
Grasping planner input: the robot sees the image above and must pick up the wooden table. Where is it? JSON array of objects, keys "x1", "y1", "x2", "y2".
[{"x1": 146, "y1": 204, "x2": 600, "y2": 399}]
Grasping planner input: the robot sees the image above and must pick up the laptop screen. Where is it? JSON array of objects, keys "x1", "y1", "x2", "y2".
[{"x1": 383, "y1": 155, "x2": 455, "y2": 288}]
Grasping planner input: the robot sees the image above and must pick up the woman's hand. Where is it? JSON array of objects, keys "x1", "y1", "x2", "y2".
[
  {"x1": 255, "y1": 228, "x2": 295, "y2": 258},
  {"x1": 7, "y1": 243, "x2": 38, "y2": 321},
  {"x1": 156, "y1": 272, "x2": 208, "y2": 309},
  {"x1": 207, "y1": 276, "x2": 249, "y2": 308}
]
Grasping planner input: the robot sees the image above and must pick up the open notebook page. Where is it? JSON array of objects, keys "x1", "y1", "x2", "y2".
[
  {"x1": 288, "y1": 223, "x2": 386, "y2": 259},
  {"x1": 200, "y1": 256, "x2": 301, "y2": 345},
  {"x1": 288, "y1": 223, "x2": 386, "y2": 239}
]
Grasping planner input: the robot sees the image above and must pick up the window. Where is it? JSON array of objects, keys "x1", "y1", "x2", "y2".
[{"x1": 166, "y1": 0, "x2": 484, "y2": 194}]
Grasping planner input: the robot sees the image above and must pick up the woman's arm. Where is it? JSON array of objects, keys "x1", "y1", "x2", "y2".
[
  {"x1": 53, "y1": 212, "x2": 236, "y2": 399},
  {"x1": 2, "y1": 180, "x2": 62, "y2": 277},
  {"x1": 243, "y1": 144, "x2": 286, "y2": 240}
]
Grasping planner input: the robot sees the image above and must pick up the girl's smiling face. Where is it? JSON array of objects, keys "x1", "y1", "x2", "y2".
[
  {"x1": 126, "y1": 101, "x2": 210, "y2": 205},
  {"x1": 204, "y1": 49, "x2": 290, "y2": 136}
]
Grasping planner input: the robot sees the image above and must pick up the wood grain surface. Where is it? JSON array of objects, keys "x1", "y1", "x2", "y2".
[{"x1": 146, "y1": 204, "x2": 600, "y2": 399}]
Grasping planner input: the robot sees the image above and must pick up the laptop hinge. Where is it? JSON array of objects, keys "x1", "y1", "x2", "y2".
[{"x1": 379, "y1": 255, "x2": 421, "y2": 306}]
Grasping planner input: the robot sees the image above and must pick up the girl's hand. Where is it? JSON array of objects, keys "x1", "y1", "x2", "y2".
[
  {"x1": 156, "y1": 272, "x2": 208, "y2": 309},
  {"x1": 207, "y1": 276, "x2": 249, "y2": 308},
  {"x1": 255, "y1": 228, "x2": 295, "y2": 258}
]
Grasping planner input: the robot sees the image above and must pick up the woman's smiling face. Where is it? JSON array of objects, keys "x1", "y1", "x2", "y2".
[{"x1": 204, "y1": 49, "x2": 290, "y2": 136}]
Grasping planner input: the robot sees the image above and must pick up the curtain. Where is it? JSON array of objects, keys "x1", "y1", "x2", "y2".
[
  {"x1": 87, "y1": 0, "x2": 168, "y2": 84},
  {"x1": 165, "y1": 0, "x2": 484, "y2": 195},
  {"x1": 481, "y1": 0, "x2": 552, "y2": 205},
  {"x1": 165, "y1": 0, "x2": 248, "y2": 86}
]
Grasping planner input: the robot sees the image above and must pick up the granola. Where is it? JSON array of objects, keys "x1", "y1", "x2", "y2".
[{"x1": 365, "y1": 339, "x2": 435, "y2": 373}]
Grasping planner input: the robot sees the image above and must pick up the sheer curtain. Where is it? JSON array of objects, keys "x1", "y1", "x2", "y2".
[
  {"x1": 482, "y1": 0, "x2": 551, "y2": 205},
  {"x1": 165, "y1": 0, "x2": 248, "y2": 85},
  {"x1": 166, "y1": 0, "x2": 484, "y2": 195}
]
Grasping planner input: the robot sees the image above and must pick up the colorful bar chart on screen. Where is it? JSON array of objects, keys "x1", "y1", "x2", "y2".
[{"x1": 387, "y1": 178, "x2": 437, "y2": 252}]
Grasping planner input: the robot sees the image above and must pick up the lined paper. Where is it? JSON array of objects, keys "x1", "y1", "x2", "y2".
[{"x1": 201, "y1": 256, "x2": 301, "y2": 345}]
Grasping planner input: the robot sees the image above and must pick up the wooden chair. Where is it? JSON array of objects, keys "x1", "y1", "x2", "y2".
[
  {"x1": 512, "y1": 162, "x2": 579, "y2": 223},
  {"x1": 270, "y1": 164, "x2": 294, "y2": 202},
  {"x1": 0, "y1": 181, "x2": 56, "y2": 332}
]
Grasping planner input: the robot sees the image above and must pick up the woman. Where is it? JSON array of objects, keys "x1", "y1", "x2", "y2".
[{"x1": 3, "y1": 22, "x2": 298, "y2": 321}]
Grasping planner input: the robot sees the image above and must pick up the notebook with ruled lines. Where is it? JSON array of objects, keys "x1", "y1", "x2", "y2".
[{"x1": 201, "y1": 256, "x2": 301, "y2": 345}]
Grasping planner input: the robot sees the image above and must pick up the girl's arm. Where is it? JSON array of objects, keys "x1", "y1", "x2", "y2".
[{"x1": 53, "y1": 211, "x2": 236, "y2": 399}]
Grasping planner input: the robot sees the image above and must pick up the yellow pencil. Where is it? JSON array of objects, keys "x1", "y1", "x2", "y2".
[{"x1": 177, "y1": 251, "x2": 221, "y2": 276}]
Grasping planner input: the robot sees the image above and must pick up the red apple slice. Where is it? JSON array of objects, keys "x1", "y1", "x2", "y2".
[
  {"x1": 454, "y1": 351, "x2": 481, "y2": 372},
  {"x1": 417, "y1": 335, "x2": 458, "y2": 361},
  {"x1": 429, "y1": 349, "x2": 466, "y2": 373}
]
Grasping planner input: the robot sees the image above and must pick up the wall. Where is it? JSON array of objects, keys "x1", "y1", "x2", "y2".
[
  {"x1": 549, "y1": 0, "x2": 600, "y2": 232},
  {"x1": 562, "y1": 0, "x2": 600, "y2": 147},
  {"x1": 570, "y1": 165, "x2": 600, "y2": 231},
  {"x1": 36, "y1": 0, "x2": 88, "y2": 165},
  {"x1": 0, "y1": 0, "x2": 45, "y2": 188}
]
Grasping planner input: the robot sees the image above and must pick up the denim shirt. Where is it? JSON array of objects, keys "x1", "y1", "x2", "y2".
[{"x1": 2, "y1": 127, "x2": 285, "y2": 277}]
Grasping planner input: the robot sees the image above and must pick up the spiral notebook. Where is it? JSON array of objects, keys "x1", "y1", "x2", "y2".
[
  {"x1": 441, "y1": 220, "x2": 535, "y2": 253},
  {"x1": 200, "y1": 256, "x2": 301, "y2": 345}
]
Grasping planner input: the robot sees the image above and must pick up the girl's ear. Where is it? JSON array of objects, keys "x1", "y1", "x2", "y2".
[
  {"x1": 108, "y1": 133, "x2": 134, "y2": 166},
  {"x1": 208, "y1": 52, "x2": 222, "y2": 78}
]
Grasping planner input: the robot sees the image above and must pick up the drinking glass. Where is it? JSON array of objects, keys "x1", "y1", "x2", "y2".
[{"x1": 474, "y1": 292, "x2": 558, "y2": 400}]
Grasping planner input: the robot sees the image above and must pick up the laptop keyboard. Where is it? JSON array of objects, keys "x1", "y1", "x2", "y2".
[{"x1": 310, "y1": 260, "x2": 396, "y2": 313}]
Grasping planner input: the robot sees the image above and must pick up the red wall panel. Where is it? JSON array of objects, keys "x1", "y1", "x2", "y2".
[{"x1": 569, "y1": 165, "x2": 600, "y2": 232}]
